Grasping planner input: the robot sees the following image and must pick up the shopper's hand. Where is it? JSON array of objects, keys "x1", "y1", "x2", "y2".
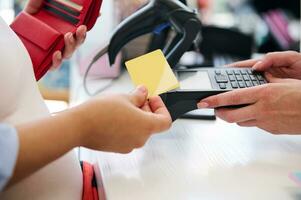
[
  {"x1": 25, "y1": 0, "x2": 87, "y2": 69},
  {"x1": 10, "y1": 86, "x2": 171, "y2": 185},
  {"x1": 198, "y1": 74, "x2": 301, "y2": 134},
  {"x1": 73, "y1": 86, "x2": 172, "y2": 153},
  {"x1": 229, "y1": 51, "x2": 301, "y2": 80}
]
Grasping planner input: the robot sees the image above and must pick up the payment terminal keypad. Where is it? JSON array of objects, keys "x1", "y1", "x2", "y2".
[{"x1": 212, "y1": 69, "x2": 267, "y2": 90}]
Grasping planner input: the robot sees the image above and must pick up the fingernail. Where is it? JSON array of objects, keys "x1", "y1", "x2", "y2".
[
  {"x1": 197, "y1": 102, "x2": 209, "y2": 109},
  {"x1": 68, "y1": 33, "x2": 74, "y2": 42},
  {"x1": 264, "y1": 72, "x2": 271, "y2": 77},
  {"x1": 56, "y1": 52, "x2": 62, "y2": 60},
  {"x1": 253, "y1": 61, "x2": 262, "y2": 70},
  {"x1": 65, "y1": 32, "x2": 71, "y2": 38},
  {"x1": 137, "y1": 85, "x2": 147, "y2": 94}
]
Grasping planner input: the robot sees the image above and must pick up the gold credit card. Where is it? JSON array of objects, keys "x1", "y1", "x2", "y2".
[
  {"x1": 125, "y1": 50, "x2": 180, "y2": 98},
  {"x1": 53, "y1": 0, "x2": 83, "y2": 11}
]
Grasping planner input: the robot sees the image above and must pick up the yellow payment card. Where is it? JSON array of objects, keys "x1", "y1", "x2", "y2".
[{"x1": 125, "y1": 50, "x2": 180, "y2": 97}]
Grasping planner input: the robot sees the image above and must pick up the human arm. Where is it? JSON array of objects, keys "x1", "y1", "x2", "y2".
[
  {"x1": 25, "y1": 0, "x2": 87, "y2": 69},
  {"x1": 7, "y1": 86, "x2": 171, "y2": 188},
  {"x1": 198, "y1": 73, "x2": 301, "y2": 134}
]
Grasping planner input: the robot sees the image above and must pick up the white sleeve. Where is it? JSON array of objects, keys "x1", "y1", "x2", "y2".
[{"x1": 0, "y1": 124, "x2": 19, "y2": 191}]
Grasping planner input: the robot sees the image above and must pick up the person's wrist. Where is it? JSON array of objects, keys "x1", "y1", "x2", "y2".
[
  {"x1": 60, "y1": 107, "x2": 88, "y2": 147},
  {"x1": 69, "y1": 99, "x2": 106, "y2": 148}
]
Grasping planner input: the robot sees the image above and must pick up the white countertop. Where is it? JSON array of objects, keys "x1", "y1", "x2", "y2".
[
  {"x1": 93, "y1": 119, "x2": 301, "y2": 200},
  {"x1": 70, "y1": 60, "x2": 301, "y2": 200}
]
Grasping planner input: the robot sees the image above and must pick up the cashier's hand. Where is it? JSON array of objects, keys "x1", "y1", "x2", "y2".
[
  {"x1": 230, "y1": 51, "x2": 301, "y2": 80},
  {"x1": 25, "y1": 0, "x2": 87, "y2": 69},
  {"x1": 198, "y1": 74, "x2": 301, "y2": 134},
  {"x1": 75, "y1": 86, "x2": 172, "y2": 153}
]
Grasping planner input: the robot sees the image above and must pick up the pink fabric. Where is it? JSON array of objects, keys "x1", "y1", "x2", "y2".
[{"x1": 79, "y1": 48, "x2": 122, "y2": 78}]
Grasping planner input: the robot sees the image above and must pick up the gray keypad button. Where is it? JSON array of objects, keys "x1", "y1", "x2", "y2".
[
  {"x1": 234, "y1": 70, "x2": 241, "y2": 75},
  {"x1": 227, "y1": 70, "x2": 234, "y2": 75},
  {"x1": 229, "y1": 75, "x2": 236, "y2": 81},
  {"x1": 245, "y1": 81, "x2": 252, "y2": 87},
  {"x1": 238, "y1": 81, "x2": 245, "y2": 88},
  {"x1": 247, "y1": 69, "x2": 253, "y2": 75},
  {"x1": 231, "y1": 81, "x2": 238, "y2": 88},
  {"x1": 257, "y1": 75, "x2": 265, "y2": 81},
  {"x1": 250, "y1": 75, "x2": 257, "y2": 81},
  {"x1": 215, "y1": 75, "x2": 228, "y2": 83},
  {"x1": 219, "y1": 83, "x2": 227, "y2": 89},
  {"x1": 240, "y1": 70, "x2": 247, "y2": 75},
  {"x1": 243, "y1": 75, "x2": 250, "y2": 81},
  {"x1": 215, "y1": 70, "x2": 221, "y2": 75},
  {"x1": 252, "y1": 80, "x2": 259, "y2": 86},
  {"x1": 236, "y1": 75, "x2": 243, "y2": 81}
]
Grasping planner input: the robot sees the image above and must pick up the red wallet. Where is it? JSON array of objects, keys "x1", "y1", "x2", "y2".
[{"x1": 10, "y1": 0, "x2": 103, "y2": 80}]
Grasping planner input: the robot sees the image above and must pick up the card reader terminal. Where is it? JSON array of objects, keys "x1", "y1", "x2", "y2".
[{"x1": 160, "y1": 68, "x2": 268, "y2": 121}]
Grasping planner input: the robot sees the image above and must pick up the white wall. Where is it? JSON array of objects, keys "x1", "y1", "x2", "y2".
[
  {"x1": 80, "y1": 0, "x2": 117, "y2": 57},
  {"x1": 0, "y1": 0, "x2": 14, "y2": 24}
]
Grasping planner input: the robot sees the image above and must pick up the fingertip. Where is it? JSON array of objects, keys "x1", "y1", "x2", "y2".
[
  {"x1": 64, "y1": 32, "x2": 72, "y2": 40},
  {"x1": 52, "y1": 51, "x2": 62, "y2": 69},
  {"x1": 25, "y1": 1, "x2": 43, "y2": 14},
  {"x1": 149, "y1": 96, "x2": 169, "y2": 114},
  {"x1": 63, "y1": 33, "x2": 76, "y2": 59},
  {"x1": 198, "y1": 96, "x2": 216, "y2": 108},
  {"x1": 228, "y1": 59, "x2": 259, "y2": 68},
  {"x1": 130, "y1": 86, "x2": 148, "y2": 107},
  {"x1": 264, "y1": 71, "x2": 272, "y2": 78},
  {"x1": 197, "y1": 102, "x2": 209, "y2": 109},
  {"x1": 54, "y1": 51, "x2": 62, "y2": 61},
  {"x1": 78, "y1": 25, "x2": 87, "y2": 33},
  {"x1": 214, "y1": 108, "x2": 226, "y2": 117},
  {"x1": 149, "y1": 96, "x2": 165, "y2": 112},
  {"x1": 252, "y1": 61, "x2": 263, "y2": 71},
  {"x1": 75, "y1": 27, "x2": 87, "y2": 47},
  {"x1": 64, "y1": 33, "x2": 74, "y2": 45},
  {"x1": 133, "y1": 86, "x2": 148, "y2": 101},
  {"x1": 214, "y1": 108, "x2": 234, "y2": 122},
  {"x1": 76, "y1": 26, "x2": 87, "y2": 39},
  {"x1": 137, "y1": 85, "x2": 148, "y2": 95},
  {"x1": 264, "y1": 72, "x2": 274, "y2": 82},
  {"x1": 264, "y1": 72, "x2": 285, "y2": 83},
  {"x1": 70, "y1": 35, "x2": 75, "y2": 43}
]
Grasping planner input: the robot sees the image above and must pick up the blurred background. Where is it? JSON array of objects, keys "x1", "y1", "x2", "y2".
[{"x1": 0, "y1": 0, "x2": 300, "y2": 107}]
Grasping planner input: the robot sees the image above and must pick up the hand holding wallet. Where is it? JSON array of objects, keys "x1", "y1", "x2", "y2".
[{"x1": 10, "y1": 0, "x2": 103, "y2": 80}]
